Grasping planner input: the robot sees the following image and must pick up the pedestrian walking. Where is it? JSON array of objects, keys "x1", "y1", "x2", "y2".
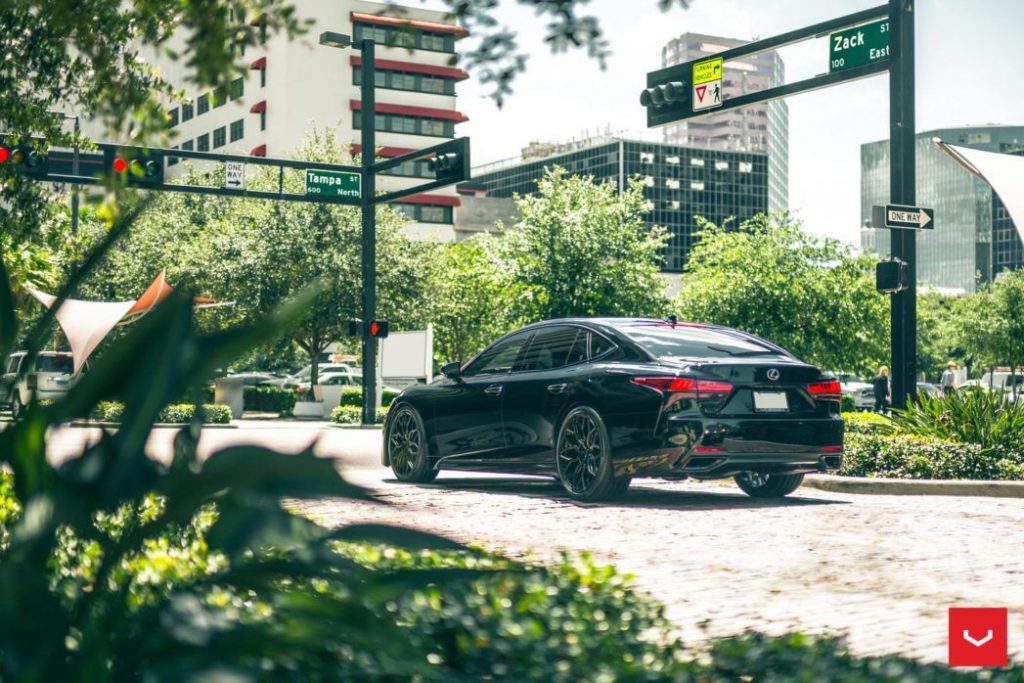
[
  {"x1": 873, "y1": 366, "x2": 890, "y2": 413},
  {"x1": 940, "y1": 361, "x2": 958, "y2": 397}
]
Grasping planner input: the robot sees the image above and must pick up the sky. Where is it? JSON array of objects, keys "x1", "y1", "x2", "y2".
[{"x1": 439, "y1": 0, "x2": 1024, "y2": 246}]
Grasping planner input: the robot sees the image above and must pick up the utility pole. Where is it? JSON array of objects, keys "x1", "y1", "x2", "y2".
[
  {"x1": 359, "y1": 38, "x2": 378, "y2": 426},
  {"x1": 71, "y1": 114, "x2": 80, "y2": 233},
  {"x1": 888, "y1": 0, "x2": 916, "y2": 409}
]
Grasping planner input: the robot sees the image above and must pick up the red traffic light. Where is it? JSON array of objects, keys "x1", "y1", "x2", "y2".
[
  {"x1": 368, "y1": 320, "x2": 389, "y2": 338},
  {"x1": 0, "y1": 146, "x2": 9, "y2": 163},
  {"x1": 113, "y1": 157, "x2": 128, "y2": 173}
]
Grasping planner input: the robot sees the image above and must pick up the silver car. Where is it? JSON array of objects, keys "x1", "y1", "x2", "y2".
[{"x1": 3, "y1": 351, "x2": 81, "y2": 417}]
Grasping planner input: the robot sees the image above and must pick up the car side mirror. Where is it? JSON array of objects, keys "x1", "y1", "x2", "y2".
[{"x1": 441, "y1": 361, "x2": 462, "y2": 381}]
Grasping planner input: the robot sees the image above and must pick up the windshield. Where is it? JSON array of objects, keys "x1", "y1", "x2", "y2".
[
  {"x1": 620, "y1": 324, "x2": 785, "y2": 360},
  {"x1": 35, "y1": 354, "x2": 74, "y2": 374}
]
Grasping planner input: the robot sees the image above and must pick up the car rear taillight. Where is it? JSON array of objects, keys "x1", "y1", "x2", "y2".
[
  {"x1": 631, "y1": 376, "x2": 734, "y2": 411},
  {"x1": 808, "y1": 379, "x2": 841, "y2": 401}
]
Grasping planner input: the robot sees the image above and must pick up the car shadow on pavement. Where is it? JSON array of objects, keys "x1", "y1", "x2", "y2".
[{"x1": 380, "y1": 476, "x2": 847, "y2": 512}]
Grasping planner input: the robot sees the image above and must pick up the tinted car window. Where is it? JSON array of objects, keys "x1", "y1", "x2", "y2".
[
  {"x1": 462, "y1": 331, "x2": 532, "y2": 377},
  {"x1": 36, "y1": 355, "x2": 73, "y2": 373},
  {"x1": 5, "y1": 356, "x2": 20, "y2": 374},
  {"x1": 621, "y1": 324, "x2": 783, "y2": 360},
  {"x1": 514, "y1": 327, "x2": 583, "y2": 372},
  {"x1": 590, "y1": 333, "x2": 616, "y2": 359}
]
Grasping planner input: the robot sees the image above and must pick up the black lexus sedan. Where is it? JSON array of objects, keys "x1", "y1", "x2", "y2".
[{"x1": 383, "y1": 318, "x2": 844, "y2": 502}]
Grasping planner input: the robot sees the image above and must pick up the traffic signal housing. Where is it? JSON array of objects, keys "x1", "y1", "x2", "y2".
[
  {"x1": 876, "y1": 258, "x2": 909, "y2": 294},
  {"x1": 107, "y1": 147, "x2": 164, "y2": 185},
  {"x1": 368, "y1": 320, "x2": 389, "y2": 339},
  {"x1": 640, "y1": 80, "x2": 687, "y2": 108},
  {"x1": 0, "y1": 139, "x2": 48, "y2": 178},
  {"x1": 427, "y1": 137, "x2": 470, "y2": 184}
]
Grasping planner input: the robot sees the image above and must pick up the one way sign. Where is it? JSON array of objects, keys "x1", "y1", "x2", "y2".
[
  {"x1": 225, "y1": 161, "x2": 245, "y2": 190},
  {"x1": 872, "y1": 203, "x2": 935, "y2": 230}
]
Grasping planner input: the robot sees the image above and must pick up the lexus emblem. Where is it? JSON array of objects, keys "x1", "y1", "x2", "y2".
[{"x1": 766, "y1": 369, "x2": 781, "y2": 381}]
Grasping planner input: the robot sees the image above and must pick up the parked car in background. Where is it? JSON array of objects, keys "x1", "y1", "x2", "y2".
[
  {"x1": 227, "y1": 372, "x2": 277, "y2": 387},
  {"x1": 978, "y1": 370, "x2": 1024, "y2": 402},
  {"x1": 916, "y1": 382, "x2": 941, "y2": 398},
  {"x1": 268, "y1": 363, "x2": 357, "y2": 389},
  {"x1": 836, "y1": 374, "x2": 874, "y2": 411},
  {"x1": 318, "y1": 372, "x2": 363, "y2": 387},
  {"x1": 3, "y1": 351, "x2": 80, "y2": 417},
  {"x1": 384, "y1": 318, "x2": 844, "y2": 502}
]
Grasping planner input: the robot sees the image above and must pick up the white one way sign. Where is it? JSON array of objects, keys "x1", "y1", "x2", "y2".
[
  {"x1": 872, "y1": 204, "x2": 935, "y2": 230},
  {"x1": 225, "y1": 161, "x2": 245, "y2": 190}
]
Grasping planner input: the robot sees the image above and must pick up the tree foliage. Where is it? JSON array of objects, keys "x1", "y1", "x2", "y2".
[{"x1": 675, "y1": 213, "x2": 889, "y2": 374}]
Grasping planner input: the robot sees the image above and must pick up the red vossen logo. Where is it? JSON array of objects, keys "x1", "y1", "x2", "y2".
[{"x1": 948, "y1": 607, "x2": 1008, "y2": 667}]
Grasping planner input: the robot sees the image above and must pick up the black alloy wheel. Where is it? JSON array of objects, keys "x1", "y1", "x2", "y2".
[
  {"x1": 733, "y1": 471, "x2": 804, "y2": 498},
  {"x1": 386, "y1": 405, "x2": 438, "y2": 483},
  {"x1": 556, "y1": 406, "x2": 622, "y2": 502}
]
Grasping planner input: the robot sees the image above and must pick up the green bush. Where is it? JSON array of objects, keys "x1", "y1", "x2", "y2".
[
  {"x1": 331, "y1": 404, "x2": 388, "y2": 424},
  {"x1": 841, "y1": 411, "x2": 895, "y2": 436},
  {"x1": 841, "y1": 433, "x2": 1024, "y2": 480},
  {"x1": 894, "y1": 390, "x2": 1024, "y2": 451},
  {"x1": 243, "y1": 384, "x2": 296, "y2": 413},
  {"x1": 93, "y1": 401, "x2": 232, "y2": 424},
  {"x1": 841, "y1": 393, "x2": 855, "y2": 412},
  {"x1": 338, "y1": 386, "x2": 400, "y2": 408}
]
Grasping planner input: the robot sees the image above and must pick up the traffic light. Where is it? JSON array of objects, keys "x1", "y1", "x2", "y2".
[
  {"x1": 108, "y1": 147, "x2": 164, "y2": 185},
  {"x1": 427, "y1": 137, "x2": 470, "y2": 184},
  {"x1": 640, "y1": 80, "x2": 687, "y2": 108},
  {"x1": 0, "y1": 140, "x2": 48, "y2": 177},
  {"x1": 368, "y1": 320, "x2": 389, "y2": 339},
  {"x1": 876, "y1": 258, "x2": 909, "y2": 294}
]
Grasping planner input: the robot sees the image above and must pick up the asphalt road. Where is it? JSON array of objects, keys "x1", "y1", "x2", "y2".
[{"x1": 44, "y1": 420, "x2": 1024, "y2": 665}]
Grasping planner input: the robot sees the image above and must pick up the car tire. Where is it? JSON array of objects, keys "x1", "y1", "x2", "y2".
[
  {"x1": 608, "y1": 476, "x2": 632, "y2": 498},
  {"x1": 385, "y1": 404, "x2": 438, "y2": 484},
  {"x1": 733, "y1": 472, "x2": 804, "y2": 498},
  {"x1": 555, "y1": 406, "x2": 618, "y2": 502},
  {"x1": 10, "y1": 394, "x2": 24, "y2": 419}
]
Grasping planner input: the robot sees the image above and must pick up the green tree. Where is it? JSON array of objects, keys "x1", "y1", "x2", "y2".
[
  {"x1": 675, "y1": 213, "x2": 889, "y2": 374},
  {"x1": 497, "y1": 167, "x2": 671, "y2": 321}
]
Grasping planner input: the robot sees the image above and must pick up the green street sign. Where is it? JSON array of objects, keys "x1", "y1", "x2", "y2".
[
  {"x1": 305, "y1": 169, "x2": 361, "y2": 199},
  {"x1": 829, "y1": 18, "x2": 889, "y2": 73}
]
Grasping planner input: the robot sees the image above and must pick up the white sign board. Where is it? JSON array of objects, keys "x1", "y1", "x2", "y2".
[
  {"x1": 380, "y1": 325, "x2": 433, "y2": 380},
  {"x1": 692, "y1": 79, "x2": 722, "y2": 111},
  {"x1": 225, "y1": 161, "x2": 245, "y2": 190}
]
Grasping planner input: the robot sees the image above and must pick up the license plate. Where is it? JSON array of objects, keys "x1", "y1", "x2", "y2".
[{"x1": 753, "y1": 391, "x2": 788, "y2": 412}]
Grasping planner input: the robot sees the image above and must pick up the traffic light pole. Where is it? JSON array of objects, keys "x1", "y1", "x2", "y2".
[
  {"x1": 360, "y1": 38, "x2": 378, "y2": 427},
  {"x1": 888, "y1": 0, "x2": 916, "y2": 409}
]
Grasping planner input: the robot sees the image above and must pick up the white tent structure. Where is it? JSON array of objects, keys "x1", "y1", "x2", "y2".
[
  {"x1": 934, "y1": 139, "x2": 1024, "y2": 247},
  {"x1": 28, "y1": 271, "x2": 226, "y2": 374}
]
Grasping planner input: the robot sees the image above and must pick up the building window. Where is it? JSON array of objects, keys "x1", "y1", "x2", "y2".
[
  {"x1": 690, "y1": 181, "x2": 705, "y2": 191},
  {"x1": 181, "y1": 139, "x2": 194, "y2": 151},
  {"x1": 690, "y1": 157, "x2": 704, "y2": 167},
  {"x1": 213, "y1": 126, "x2": 226, "y2": 148},
  {"x1": 353, "y1": 68, "x2": 457, "y2": 95},
  {"x1": 640, "y1": 152, "x2": 654, "y2": 164},
  {"x1": 182, "y1": 102, "x2": 194, "y2": 122},
  {"x1": 213, "y1": 85, "x2": 227, "y2": 107},
  {"x1": 352, "y1": 111, "x2": 455, "y2": 138},
  {"x1": 197, "y1": 94, "x2": 210, "y2": 115},
  {"x1": 167, "y1": 107, "x2": 179, "y2": 127},
  {"x1": 168, "y1": 145, "x2": 179, "y2": 166},
  {"x1": 230, "y1": 119, "x2": 244, "y2": 142},
  {"x1": 353, "y1": 23, "x2": 455, "y2": 54},
  {"x1": 260, "y1": 68, "x2": 266, "y2": 88},
  {"x1": 666, "y1": 155, "x2": 680, "y2": 165},
  {"x1": 260, "y1": 111, "x2": 266, "y2": 131},
  {"x1": 397, "y1": 203, "x2": 453, "y2": 224},
  {"x1": 228, "y1": 77, "x2": 244, "y2": 100},
  {"x1": 382, "y1": 158, "x2": 433, "y2": 178},
  {"x1": 259, "y1": 22, "x2": 267, "y2": 44},
  {"x1": 715, "y1": 160, "x2": 729, "y2": 171},
  {"x1": 739, "y1": 161, "x2": 753, "y2": 173},
  {"x1": 665, "y1": 178, "x2": 680, "y2": 189},
  {"x1": 196, "y1": 133, "x2": 209, "y2": 151},
  {"x1": 643, "y1": 176, "x2": 655, "y2": 187}
]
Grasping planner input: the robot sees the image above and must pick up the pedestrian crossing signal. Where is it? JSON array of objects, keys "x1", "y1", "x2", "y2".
[{"x1": 368, "y1": 320, "x2": 389, "y2": 339}]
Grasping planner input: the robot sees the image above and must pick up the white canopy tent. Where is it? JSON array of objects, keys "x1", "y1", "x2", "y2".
[{"x1": 934, "y1": 139, "x2": 1024, "y2": 246}]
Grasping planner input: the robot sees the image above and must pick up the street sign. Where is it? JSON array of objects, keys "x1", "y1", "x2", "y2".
[
  {"x1": 692, "y1": 57, "x2": 723, "y2": 112},
  {"x1": 872, "y1": 204, "x2": 935, "y2": 230},
  {"x1": 829, "y1": 18, "x2": 889, "y2": 73},
  {"x1": 305, "y1": 169, "x2": 361, "y2": 199},
  {"x1": 225, "y1": 161, "x2": 245, "y2": 190}
]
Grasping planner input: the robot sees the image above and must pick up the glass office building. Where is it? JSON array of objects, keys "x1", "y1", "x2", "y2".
[
  {"x1": 471, "y1": 137, "x2": 768, "y2": 272},
  {"x1": 861, "y1": 125, "x2": 1024, "y2": 293},
  {"x1": 992, "y1": 152, "x2": 1024, "y2": 278}
]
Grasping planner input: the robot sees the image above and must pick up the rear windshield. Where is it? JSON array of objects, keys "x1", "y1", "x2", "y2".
[
  {"x1": 620, "y1": 324, "x2": 785, "y2": 360},
  {"x1": 35, "y1": 355, "x2": 74, "y2": 373}
]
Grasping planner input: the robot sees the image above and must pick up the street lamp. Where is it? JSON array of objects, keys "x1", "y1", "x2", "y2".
[{"x1": 321, "y1": 31, "x2": 380, "y2": 427}]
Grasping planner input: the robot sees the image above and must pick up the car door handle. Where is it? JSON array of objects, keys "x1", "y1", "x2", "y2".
[
  {"x1": 484, "y1": 384, "x2": 503, "y2": 396},
  {"x1": 547, "y1": 383, "x2": 570, "y2": 394}
]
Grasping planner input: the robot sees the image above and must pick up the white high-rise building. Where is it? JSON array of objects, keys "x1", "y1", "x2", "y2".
[
  {"x1": 147, "y1": 1, "x2": 469, "y2": 239},
  {"x1": 660, "y1": 32, "x2": 789, "y2": 212}
]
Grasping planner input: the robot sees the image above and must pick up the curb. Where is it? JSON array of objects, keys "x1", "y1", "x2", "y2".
[
  {"x1": 330, "y1": 423, "x2": 383, "y2": 430},
  {"x1": 67, "y1": 421, "x2": 238, "y2": 429},
  {"x1": 804, "y1": 474, "x2": 1024, "y2": 498}
]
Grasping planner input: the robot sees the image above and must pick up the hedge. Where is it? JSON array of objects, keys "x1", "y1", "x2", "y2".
[
  {"x1": 243, "y1": 385, "x2": 296, "y2": 414},
  {"x1": 92, "y1": 401, "x2": 233, "y2": 424},
  {"x1": 841, "y1": 411, "x2": 895, "y2": 436},
  {"x1": 841, "y1": 433, "x2": 1024, "y2": 480},
  {"x1": 331, "y1": 404, "x2": 388, "y2": 425},
  {"x1": 338, "y1": 386, "x2": 399, "y2": 408}
]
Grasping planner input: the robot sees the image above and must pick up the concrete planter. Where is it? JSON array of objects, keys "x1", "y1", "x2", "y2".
[
  {"x1": 319, "y1": 385, "x2": 344, "y2": 412},
  {"x1": 292, "y1": 401, "x2": 324, "y2": 419}
]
